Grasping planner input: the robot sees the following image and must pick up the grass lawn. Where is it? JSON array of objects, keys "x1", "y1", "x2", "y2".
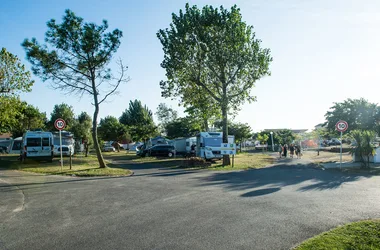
[
  {"x1": 295, "y1": 220, "x2": 380, "y2": 250},
  {"x1": 0, "y1": 154, "x2": 132, "y2": 177},
  {"x1": 180, "y1": 153, "x2": 275, "y2": 171},
  {"x1": 302, "y1": 150, "x2": 353, "y2": 164},
  {"x1": 102, "y1": 151, "x2": 274, "y2": 171}
]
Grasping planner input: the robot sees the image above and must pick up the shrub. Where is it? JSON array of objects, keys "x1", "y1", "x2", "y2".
[{"x1": 350, "y1": 130, "x2": 376, "y2": 168}]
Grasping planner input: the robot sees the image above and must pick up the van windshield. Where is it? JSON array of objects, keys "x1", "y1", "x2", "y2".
[
  {"x1": 27, "y1": 138, "x2": 41, "y2": 147},
  {"x1": 53, "y1": 138, "x2": 74, "y2": 145},
  {"x1": 204, "y1": 137, "x2": 222, "y2": 147}
]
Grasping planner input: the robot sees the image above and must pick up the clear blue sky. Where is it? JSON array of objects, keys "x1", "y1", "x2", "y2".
[{"x1": 1, "y1": 0, "x2": 379, "y2": 132}]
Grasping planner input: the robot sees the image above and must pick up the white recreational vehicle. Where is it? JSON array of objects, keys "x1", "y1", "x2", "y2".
[
  {"x1": 196, "y1": 132, "x2": 235, "y2": 160},
  {"x1": 21, "y1": 131, "x2": 54, "y2": 162},
  {"x1": 172, "y1": 137, "x2": 196, "y2": 155},
  {"x1": 8, "y1": 137, "x2": 23, "y2": 154},
  {"x1": 52, "y1": 131, "x2": 75, "y2": 156}
]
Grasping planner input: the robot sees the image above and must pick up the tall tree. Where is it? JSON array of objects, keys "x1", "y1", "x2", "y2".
[
  {"x1": 48, "y1": 103, "x2": 75, "y2": 130},
  {"x1": 10, "y1": 102, "x2": 47, "y2": 137},
  {"x1": 0, "y1": 48, "x2": 34, "y2": 133},
  {"x1": 0, "y1": 97, "x2": 23, "y2": 133},
  {"x1": 155, "y1": 103, "x2": 178, "y2": 134},
  {"x1": 228, "y1": 122, "x2": 252, "y2": 150},
  {"x1": 120, "y1": 100, "x2": 157, "y2": 141},
  {"x1": 164, "y1": 117, "x2": 202, "y2": 139},
  {"x1": 183, "y1": 85, "x2": 220, "y2": 131},
  {"x1": 22, "y1": 9, "x2": 129, "y2": 168},
  {"x1": 325, "y1": 98, "x2": 380, "y2": 133},
  {"x1": 157, "y1": 4, "x2": 272, "y2": 165},
  {"x1": 71, "y1": 112, "x2": 92, "y2": 156},
  {"x1": 0, "y1": 47, "x2": 34, "y2": 94},
  {"x1": 98, "y1": 116, "x2": 129, "y2": 142}
]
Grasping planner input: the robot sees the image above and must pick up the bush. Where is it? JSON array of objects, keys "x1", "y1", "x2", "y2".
[{"x1": 350, "y1": 130, "x2": 376, "y2": 168}]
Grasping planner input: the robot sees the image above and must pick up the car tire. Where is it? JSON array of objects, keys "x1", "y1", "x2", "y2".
[{"x1": 168, "y1": 152, "x2": 173, "y2": 158}]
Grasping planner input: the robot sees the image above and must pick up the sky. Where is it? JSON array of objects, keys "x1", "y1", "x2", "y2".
[{"x1": 1, "y1": 0, "x2": 380, "y2": 132}]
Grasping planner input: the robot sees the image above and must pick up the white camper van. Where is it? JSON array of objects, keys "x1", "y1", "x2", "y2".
[
  {"x1": 196, "y1": 132, "x2": 235, "y2": 160},
  {"x1": 196, "y1": 132, "x2": 223, "y2": 160},
  {"x1": 52, "y1": 131, "x2": 75, "y2": 156},
  {"x1": 172, "y1": 137, "x2": 196, "y2": 155},
  {"x1": 21, "y1": 131, "x2": 54, "y2": 162},
  {"x1": 8, "y1": 137, "x2": 23, "y2": 154}
]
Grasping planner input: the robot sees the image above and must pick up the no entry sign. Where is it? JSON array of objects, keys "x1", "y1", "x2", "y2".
[
  {"x1": 54, "y1": 118, "x2": 66, "y2": 131},
  {"x1": 335, "y1": 120, "x2": 348, "y2": 132}
]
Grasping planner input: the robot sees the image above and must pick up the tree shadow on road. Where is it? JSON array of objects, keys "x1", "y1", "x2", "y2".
[{"x1": 195, "y1": 163, "x2": 371, "y2": 196}]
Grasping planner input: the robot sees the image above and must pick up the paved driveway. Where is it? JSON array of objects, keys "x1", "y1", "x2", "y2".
[{"x1": 1, "y1": 159, "x2": 380, "y2": 250}]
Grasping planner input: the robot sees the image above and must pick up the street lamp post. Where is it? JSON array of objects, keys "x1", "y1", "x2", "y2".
[{"x1": 270, "y1": 132, "x2": 274, "y2": 152}]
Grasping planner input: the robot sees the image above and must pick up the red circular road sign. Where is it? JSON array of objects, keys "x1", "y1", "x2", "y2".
[
  {"x1": 54, "y1": 118, "x2": 66, "y2": 131},
  {"x1": 335, "y1": 120, "x2": 348, "y2": 132}
]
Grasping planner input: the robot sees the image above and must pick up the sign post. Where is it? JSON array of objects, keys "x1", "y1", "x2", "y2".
[
  {"x1": 221, "y1": 143, "x2": 237, "y2": 167},
  {"x1": 335, "y1": 120, "x2": 348, "y2": 169},
  {"x1": 54, "y1": 118, "x2": 66, "y2": 171}
]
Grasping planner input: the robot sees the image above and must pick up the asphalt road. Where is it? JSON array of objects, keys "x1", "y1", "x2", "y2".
[{"x1": 1, "y1": 158, "x2": 380, "y2": 250}]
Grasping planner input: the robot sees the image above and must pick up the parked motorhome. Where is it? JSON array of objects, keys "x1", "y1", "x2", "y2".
[
  {"x1": 196, "y1": 132, "x2": 235, "y2": 160},
  {"x1": 52, "y1": 131, "x2": 75, "y2": 156},
  {"x1": 8, "y1": 137, "x2": 22, "y2": 154},
  {"x1": 21, "y1": 131, "x2": 54, "y2": 162},
  {"x1": 172, "y1": 137, "x2": 196, "y2": 155}
]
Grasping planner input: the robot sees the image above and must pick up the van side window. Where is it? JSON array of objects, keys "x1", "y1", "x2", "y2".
[
  {"x1": 27, "y1": 138, "x2": 41, "y2": 147},
  {"x1": 42, "y1": 138, "x2": 50, "y2": 146}
]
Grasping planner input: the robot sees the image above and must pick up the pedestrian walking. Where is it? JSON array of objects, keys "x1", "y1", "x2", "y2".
[
  {"x1": 283, "y1": 144, "x2": 288, "y2": 158},
  {"x1": 278, "y1": 144, "x2": 282, "y2": 158},
  {"x1": 296, "y1": 145, "x2": 302, "y2": 159},
  {"x1": 289, "y1": 144, "x2": 295, "y2": 158}
]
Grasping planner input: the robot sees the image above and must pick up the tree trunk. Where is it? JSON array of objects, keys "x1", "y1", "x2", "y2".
[
  {"x1": 222, "y1": 104, "x2": 230, "y2": 166},
  {"x1": 91, "y1": 75, "x2": 107, "y2": 168},
  {"x1": 92, "y1": 104, "x2": 106, "y2": 168},
  {"x1": 85, "y1": 142, "x2": 89, "y2": 157},
  {"x1": 203, "y1": 118, "x2": 209, "y2": 132}
]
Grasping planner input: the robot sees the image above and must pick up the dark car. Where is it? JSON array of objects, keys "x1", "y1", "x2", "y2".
[
  {"x1": 0, "y1": 146, "x2": 7, "y2": 154},
  {"x1": 142, "y1": 145, "x2": 176, "y2": 158}
]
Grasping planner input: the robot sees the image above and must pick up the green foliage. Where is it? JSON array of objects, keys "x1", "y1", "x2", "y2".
[
  {"x1": 155, "y1": 103, "x2": 178, "y2": 134},
  {"x1": 157, "y1": 3, "x2": 272, "y2": 150},
  {"x1": 120, "y1": 100, "x2": 157, "y2": 141},
  {"x1": 275, "y1": 130, "x2": 296, "y2": 145},
  {"x1": 22, "y1": 9, "x2": 129, "y2": 168},
  {"x1": 0, "y1": 96, "x2": 23, "y2": 133},
  {"x1": 164, "y1": 116, "x2": 201, "y2": 139},
  {"x1": 22, "y1": 9, "x2": 125, "y2": 95},
  {"x1": 325, "y1": 98, "x2": 380, "y2": 133},
  {"x1": 48, "y1": 103, "x2": 75, "y2": 130},
  {"x1": 228, "y1": 122, "x2": 252, "y2": 143},
  {"x1": 310, "y1": 127, "x2": 335, "y2": 140},
  {"x1": 71, "y1": 112, "x2": 92, "y2": 143},
  {"x1": 350, "y1": 130, "x2": 376, "y2": 168},
  {"x1": 11, "y1": 103, "x2": 47, "y2": 137},
  {"x1": 254, "y1": 130, "x2": 296, "y2": 146},
  {"x1": 0, "y1": 47, "x2": 34, "y2": 95},
  {"x1": 98, "y1": 116, "x2": 130, "y2": 142},
  {"x1": 257, "y1": 133, "x2": 269, "y2": 145}
]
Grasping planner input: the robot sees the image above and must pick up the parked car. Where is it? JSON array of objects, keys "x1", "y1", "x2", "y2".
[
  {"x1": 136, "y1": 144, "x2": 147, "y2": 156},
  {"x1": 140, "y1": 145, "x2": 176, "y2": 158},
  {"x1": 0, "y1": 145, "x2": 7, "y2": 153},
  {"x1": 328, "y1": 138, "x2": 341, "y2": 146},
  {"x1": 102, "y1": 145, "x2": 116, "y2": 152}
]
